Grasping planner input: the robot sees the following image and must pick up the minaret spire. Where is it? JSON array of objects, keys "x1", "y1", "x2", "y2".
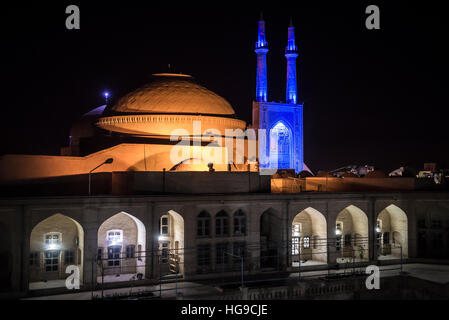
[
  {"x1": 285, "y1": 18, "x2": 299, "y2": 104},
  {"x1": 255, "y1": 13, "x2": 268, "y2": 102}
]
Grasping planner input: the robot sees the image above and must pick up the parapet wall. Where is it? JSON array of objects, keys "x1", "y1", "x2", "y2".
[
  {"x1": 0, "y1": 171, "x2": 271, "y2": 196},
  {"x1": 271, "y1": 177, "x2": 444, "y2": 193}
]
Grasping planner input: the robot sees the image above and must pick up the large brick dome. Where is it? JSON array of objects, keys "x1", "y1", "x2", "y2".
[{"x1": 111, "y1": 73, "x2": 236, "y2": 116}]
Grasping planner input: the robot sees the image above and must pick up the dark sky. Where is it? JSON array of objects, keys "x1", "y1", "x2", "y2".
[{"x1": 1, "y1": 1, "x2": 448, "y2": 173}]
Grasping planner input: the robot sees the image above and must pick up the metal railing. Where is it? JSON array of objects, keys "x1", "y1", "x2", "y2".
[{"x1": 87, "y1": 238, "x2": 404, "y2": 299}]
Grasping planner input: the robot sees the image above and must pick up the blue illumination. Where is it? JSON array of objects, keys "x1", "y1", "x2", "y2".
[
  {"x1": 104, "y1": 92, "x2": 110, "y2": 98},
  {"x1": 255, "y1": 18, "x2": 268, "y2": 102},
  {"x1": 255, "y1": 18, "x2": 304, "y2": 174},
  {"x1": 270, "y1": 121, "x2": 292, "y2": 169},
  {"x1": 286, "y1": 27, "x2": 297, "y2": 52},
  {"x1": 257, "y1": 102, "x2": 304, "y2": 174},
  {"x1": 285, "y1": 22, "x2": 299, "y2": 104}
]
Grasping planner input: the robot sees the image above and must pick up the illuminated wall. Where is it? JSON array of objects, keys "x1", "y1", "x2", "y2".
[
  {"x1": 255, "y1": 17, "x2": 268, "y2": 102},
  {"x1": 285, "y1": 22, "x2": 299, "y2": 104},
  {"x1": 252, "y1": 17, "x2": 303, "y2": 174},
  {"x1": 253, "y1": 101, "x2": 304, "y2": 173}
]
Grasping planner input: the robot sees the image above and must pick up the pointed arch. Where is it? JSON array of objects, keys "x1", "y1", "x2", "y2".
[
  {"x1": 269, "y1": 120, "x2": 293, "y2": 170},
  {"x1": 215, "y1": 210, "x2": 229, "y2": 237},
  {"x1": 197, "y1": 210, "x2": 211, "y2": 237},
  {"x1": 260, "y1": 208, "x2": 282, "y2": 268},
  {"x1": 29, "y1": 213, "x2": 84, "y2": 289},
  {"x1": 97, "y1": 212, "x2": 146, "y2": 281},
  {"x1": 233, "y1": 209, "x2": 247, "y2": 236},
  {"x1": 377, "y1": 204, "x2": 408, "y2": 259},
  {"x1": 292, "y1": 207, "x2": 327, "y2": 264},
  {"x1": 336, "y1": 205, "x2": 369, "y2": 262}
]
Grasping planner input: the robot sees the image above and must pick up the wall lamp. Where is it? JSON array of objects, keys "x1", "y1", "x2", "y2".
[{"x1": 88, "y1": 158, "x2": 114, "y2": 196}]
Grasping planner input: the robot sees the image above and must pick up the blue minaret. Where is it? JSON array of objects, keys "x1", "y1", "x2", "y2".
[
  {"x1": 285, "y1": 18, "x2": 299, "y2": 104},
  {"x1": 255, "y1": 13, "x2": 268, "y2": 102}
]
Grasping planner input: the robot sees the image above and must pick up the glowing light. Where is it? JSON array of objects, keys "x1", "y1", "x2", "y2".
[
  {"x1": 158, "y1": 236, "x2": 164, "y2": 241},
  {"x1": 335, "y1": 229, "x2": 342, "y2": 236},
  {"x1": 104, "y1": 92, "x2": 110, "y2": 98},
  {"x1": 46, "y1": 243, "x2": 60, "y2": 250},
  {"x1": 375, "y1": 227, "x2": 381, "y2": 233}
]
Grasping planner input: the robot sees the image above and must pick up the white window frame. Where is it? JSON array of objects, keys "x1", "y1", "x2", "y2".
[
  {"x1": 64, "y1": 250, "x2": 74, "y2": 264},
  {"x1": 161, "y1": 215, "x2": 170, "y2": 236},
  {"x1": 44, "y1": 232, "x2": 62, "y2": 249},
  {"x1": 292, "y1": 223, "x2": 301, "y2": 237},
  {"x1": 107, "y1": 229, "x2": 123, "y2": 245},
  {"x1": 303, "y1": 236, "x2": 310, "y2": 249},
  {"x1": 292, "y1": 237, "x2": 300, "y2": 255},
  {"x1": 44, "y1": 250, "x2": 60, "y2": 272}
]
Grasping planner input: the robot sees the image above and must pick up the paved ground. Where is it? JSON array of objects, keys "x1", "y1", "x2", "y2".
[
  {"x1": 24, "y1": 263, "x2": 449, "y2": 300},
  {"x1": 292, "y1": 260, "x2": 326, "y2": 267},
  {"x1": 289, "y1": 263, "x2": 449, "y2": 284}
]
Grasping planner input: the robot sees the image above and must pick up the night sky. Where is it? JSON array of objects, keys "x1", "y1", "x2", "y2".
[{"x1": 1, "y1": 1, "x2": 448, "y2": 174}]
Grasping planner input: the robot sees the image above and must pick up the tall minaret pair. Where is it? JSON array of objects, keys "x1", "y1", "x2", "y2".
[
  {"x1": 255, "y1": 15, "x2": 299, "y2": 104},
  {"x1": 255, "y1": 13, "x2": 268, "y2": 102}
]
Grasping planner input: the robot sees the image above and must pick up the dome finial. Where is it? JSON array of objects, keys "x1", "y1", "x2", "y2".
[
  {"x1": 259, "y1": 11, "x2": 264, "y2": 21},
  {"x1": 289, "y1": 17, "x2": 293, "y2": 27}
]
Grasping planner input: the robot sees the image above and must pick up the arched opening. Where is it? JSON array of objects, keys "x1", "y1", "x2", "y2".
[
  {"x1": 29, "y1": 214, "x2": 84, "y2": 290},
  {"x1": 233, "y1": 209, "x2": 247, "y2": 236},
  {"x1": 269, "y1": 121, "x2": 292, "y2": 170},
  {"x1": 376, "y1": 205, "x2": 408, "y2": 260},
  {"x1": 197, "y1": 211, "x2": 211, "y2": 238},
  {"x1": 335, "y1": 205, "x2": 369, "y2": 263},
  {"x1": 97, "y1": 212, "x2": 146, "y2": 283},
  {"x1": 215, "y1": 210, "x2": 229, "y2": 237},
  {"x1": 158, "y1": 210, "x2": 184, "y2": 277},
  {"x1": 260, "y1": 209, "x2": 282, "y2": 269},
  {"x1": 291, "y1": 207, "x2": 327, "y2": 266}
]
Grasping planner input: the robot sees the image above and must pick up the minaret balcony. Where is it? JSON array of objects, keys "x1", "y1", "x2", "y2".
[{"x1": 285, "y1": 48, "x2": 298, "y2": 55}]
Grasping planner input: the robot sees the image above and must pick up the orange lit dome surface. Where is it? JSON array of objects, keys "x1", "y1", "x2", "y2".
[
  {"x1": 113, "y1": 73, "x2": 235, "y2": 115},
  {"x1": 97, "y1": 73, "x2": 246, "y2": 136}
]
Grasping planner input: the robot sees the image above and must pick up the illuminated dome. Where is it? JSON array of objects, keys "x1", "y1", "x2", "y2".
[
  {"x1": 97, "y1": 73, "x2": 246, "y2": 137},
  {"x1": 112, "y1": 73, "x2": 236, "y2": 115}
]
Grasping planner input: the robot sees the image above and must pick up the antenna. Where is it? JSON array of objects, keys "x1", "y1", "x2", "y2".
[{"x1": 103, "y1": 91, "x2": 110, "y2": 104}]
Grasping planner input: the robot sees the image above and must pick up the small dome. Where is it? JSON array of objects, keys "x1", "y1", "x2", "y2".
[
  {"x1": 70, "y1": 105, "x2": 106, "y2": 139},
  {"x1": 111, "y1": 73, "x2": 235, "y2": 115}
]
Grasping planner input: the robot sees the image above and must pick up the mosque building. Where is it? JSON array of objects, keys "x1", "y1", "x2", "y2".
[{"x1": 0, "y1": 16, "x2": 448, "y2": 298}]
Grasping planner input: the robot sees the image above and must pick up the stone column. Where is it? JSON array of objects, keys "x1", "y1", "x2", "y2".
[
  {"x1": 407, "y1": 200, "x2": 417, "y2": 258},
  {"x1": 182, "y1": 205, "x2": 195, "y2": 280},
  {"x1": 82, "y1": 224, "x2": 98, "y2": 288},
  {"x1": 280, "y1": 201, "x2": 289, "y2": 270},
  {"x1": 368, "y1": 198, "x2": 376, "y2": 262},
  {"x1": 82, "y1": 206, "x2": 99, "y2": 289},
  {"x1": 19, "y1": 205, "x2": 32, "y2": 294},
  {"x1": 144, "y1": 201, "x2": 154, "y2": 280},
  {"x1": 151, "y1": 206, "x2": 161, "y2": 280},
  {"x1": 326, "y1": 202, "x2": 338, "y2": 265}
]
